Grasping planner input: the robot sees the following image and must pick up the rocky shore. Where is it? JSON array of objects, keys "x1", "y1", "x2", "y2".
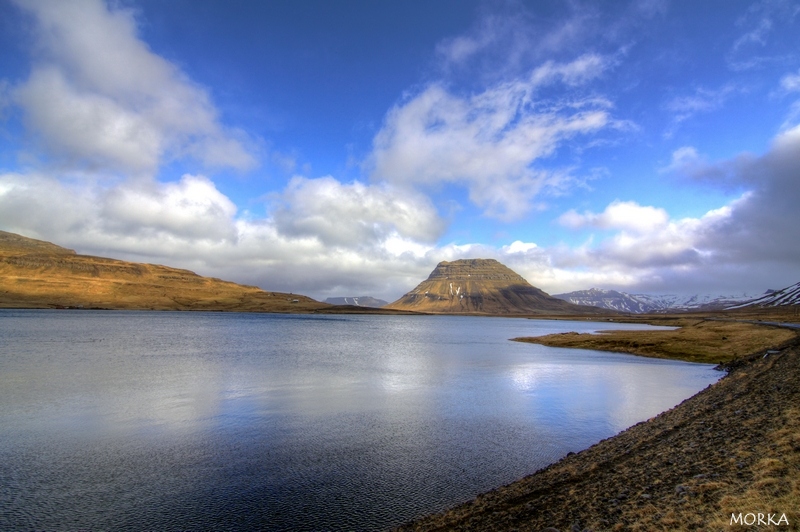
[{"x1": 398, "y1": 335, "x2": 800, "y2": 531}]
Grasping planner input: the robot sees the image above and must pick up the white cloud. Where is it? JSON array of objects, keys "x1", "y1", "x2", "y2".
[
  {"x1": 559, "y1": 200, "x2": 670, "y2": 234},
  {"x1": 503, "y1": 241, "x2": 538, "y2": 254},
  {"x1": 369, "y1": 54, "x2": 616, "y2": 221},
  {"x1": 779, "y1": 68, "x2": 800, "y2": 93},
  {"x1": 100, "y1": 175, "x2": 238, "y2": 242},
  {"x1": 1, "y1": 0, "x2": 454, "y2": 302},
  {"x1": 3, "y1": 0, "x2": 799, "y2": 303},
  {"x1": 272, "y1": 176, "x2": 445, "y2": 249},
  {"x1": 543, "y1": 124, "x2": 800, "y2": 294},
  {"x1": 12, "y1": 0, "x2": 256, "y2": 174},
  {"x1": 660, "y1": 146, "x2": 703, "y2": 174},
  {"x1": 0, "y1": 170, "x2": 450, "y2": 299}
]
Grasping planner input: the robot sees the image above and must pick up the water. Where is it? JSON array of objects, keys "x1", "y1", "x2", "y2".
[{"x1": 0, "y1": 310, "x2": 720, "y2": 530}]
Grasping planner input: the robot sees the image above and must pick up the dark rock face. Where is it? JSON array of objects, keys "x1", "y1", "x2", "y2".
[{"x1": 386, "y1": 259, "x2": 608, "y2": 315}]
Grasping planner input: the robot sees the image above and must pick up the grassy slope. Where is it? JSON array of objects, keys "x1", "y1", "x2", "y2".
[
  {"x1": 512, "y1": 317, "x2": 798, "y2": 364},
  {"x1": 0, "y1": 231, "x2": 326, "y2": 312}
]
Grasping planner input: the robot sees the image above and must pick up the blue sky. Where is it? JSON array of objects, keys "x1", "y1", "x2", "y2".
[{"x1": 1, "y1": 0, "x2": 800, "y2": 301}]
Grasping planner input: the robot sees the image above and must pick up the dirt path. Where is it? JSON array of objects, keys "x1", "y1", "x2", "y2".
[{"x1": 397, "y1": 336, "x2": 800, "y2": 531}]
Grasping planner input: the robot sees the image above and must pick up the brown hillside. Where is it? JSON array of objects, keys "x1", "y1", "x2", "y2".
[
  {"x1": 0, "y1": 230, "x2": 325, "y2": 312},
  {"x1": 386, "y1": 258, "x2": 610, "y2": 315}
]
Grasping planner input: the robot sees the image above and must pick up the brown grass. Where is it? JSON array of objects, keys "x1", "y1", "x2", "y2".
[
  {"x1": 709, "y1": 406, "x2": 800, "y2": 531},
  {"x1": 512, "y1": 318, "x2": 798, "y2": 364}
]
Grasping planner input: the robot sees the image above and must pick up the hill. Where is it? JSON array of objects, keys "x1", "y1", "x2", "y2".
[
  {"x1": 0, "y1": 230, "x2": 325, "y2": 312},
  {"x1": 385, "y1": 258, "x2": 610, "y2": 315}
]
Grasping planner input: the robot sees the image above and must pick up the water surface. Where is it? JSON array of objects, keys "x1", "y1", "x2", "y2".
[{"x1": 0, "y1": 311, "x2": 719, "y2": 530}]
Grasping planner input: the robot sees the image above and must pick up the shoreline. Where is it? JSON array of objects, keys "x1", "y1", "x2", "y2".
[
  {"x1": 511, "y1": 317, "x2": 799, "y2": 365},
  {"x1": 397, "y1": 327, "x2": 800, "y2": 531}
]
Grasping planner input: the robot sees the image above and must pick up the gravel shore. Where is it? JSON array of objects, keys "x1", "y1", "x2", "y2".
[{"x1": 397, "y1": 337, "x2": 800, "y2": 531}]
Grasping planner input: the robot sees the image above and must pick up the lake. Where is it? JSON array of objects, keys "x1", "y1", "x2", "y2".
[{"x1": 0, "y1": 310, "x2": 720, "y2": 530}]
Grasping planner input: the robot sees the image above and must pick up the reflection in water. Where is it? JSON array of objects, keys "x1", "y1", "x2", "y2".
[{"x1": 0, "y1": 311, "x2": 719, "y2": 531}]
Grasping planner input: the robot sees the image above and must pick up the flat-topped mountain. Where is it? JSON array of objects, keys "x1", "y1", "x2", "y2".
[
  {"x1": 0, "y1": 230, "x2": 324, "y2": 312},
  {"x1": 386, "y1": 258, "x2": 610, "y2": 315}
]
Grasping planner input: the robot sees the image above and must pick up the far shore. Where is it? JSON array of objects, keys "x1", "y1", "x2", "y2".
[{"x1": 512, "y1": 315, "x2": 799, "y2": 365}]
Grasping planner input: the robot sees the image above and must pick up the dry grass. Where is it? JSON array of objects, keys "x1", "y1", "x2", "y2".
[
  {"x1": 0, "y1": 239, "x2": 330, "y2": 312},
  {"x1": 709, "y1": 407, "x2": 800, "y2": 531},
  {"x1": 513, "y1": 318, "x2": 799, "y2": 364}
]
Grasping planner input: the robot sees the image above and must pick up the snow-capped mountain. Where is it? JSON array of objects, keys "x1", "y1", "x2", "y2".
[
  {"x1": 552, "y1": 288, "x2": 652, "y2": 313},
  {"x1": 726, "y1": 282, "x2": 800, "y2": 309},
  {"x1": 324, "y1": 296, "x2": 388, "y2": 308},
  {"x1": 553, "y1": 288, "x2": 762, "y2": 314}
]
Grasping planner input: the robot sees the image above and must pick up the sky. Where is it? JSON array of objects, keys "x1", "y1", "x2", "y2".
[{"x1": 1, "y1": 0, "x2": 800, "y2": 302}]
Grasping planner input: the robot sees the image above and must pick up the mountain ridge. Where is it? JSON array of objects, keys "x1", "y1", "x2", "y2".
[
  {"x1": 0, "y1": 230, "x2": 325, "y2": 312},
  {"x1": 726, "y1": 281, "x2": 800, "y2": 309},
  {"x1": 554, "y1": 287, "x2": 768, "y2": 314}
]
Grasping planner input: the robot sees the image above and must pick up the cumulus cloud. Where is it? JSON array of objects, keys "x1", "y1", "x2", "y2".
[
  {"x1": 4, "y1": 0, "x2": 798, "y2": 303},
  {"x1": 0, "y1": 169, "x2": 446, "y2": 298},
  {"x1": 271, "y1": 176, "x2": 445, "y2": 249},
  {"x1": 544, "y1": 125, "x2": 800, "y2": 294},
  {"x1": 0, "y1": 0, "x2": 455, "y2": 302},
  {"x1": 696, "y1": 125, "x2": 800, "y2": 265},
  {"x1": 100, "y1": 175, "x2": 239, "y2": 242},
  {"x1": 11, "y1": 0, "x2": 256, "y2": 174},
  {"x1": 559, "y1": 200, "x2": 670, "y2": 234},
  {"x1": 369, "y1": 54, "x2": 616, "y2": 220}
]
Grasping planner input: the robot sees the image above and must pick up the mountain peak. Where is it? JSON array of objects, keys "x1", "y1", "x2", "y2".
[{"x1": 387, "y1": 258, "x2": 607, "y2": 315}]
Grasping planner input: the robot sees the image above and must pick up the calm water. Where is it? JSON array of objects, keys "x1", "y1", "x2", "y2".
[{"x1": 0, "y1": 310, "x2": 720, "y2": 531}]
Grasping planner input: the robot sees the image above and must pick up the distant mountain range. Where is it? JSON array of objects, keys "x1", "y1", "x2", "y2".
[
  {"x1": 726, "y1": 282, "x2": 800, "y2": 309},
  {"x1": 324, "y1": 296, "x2": 388, "y2": 308},
  {"x1": 553, "y1": 285, "x2": 799, "y2": 313}
]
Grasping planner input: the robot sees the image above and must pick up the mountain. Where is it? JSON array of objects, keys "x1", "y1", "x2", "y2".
[
  {"x1": 554, "y1": 288, "x2": 760, "y2": 313},
  {"x1": 324, "y1": 296, "x2": 388, "y2": 308},
  {"x1": 552, "y1": 288, "x2": 653, "y2": 313},
  {"x1": 726, "y1": 281, "x2": 800, "y2": 309},
  {"x1": 0, "y1": 230, "x2": 324, "y2": 312},
  {"x1": 385, "y1": 258, "x2": 610, "y2": 315}
]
